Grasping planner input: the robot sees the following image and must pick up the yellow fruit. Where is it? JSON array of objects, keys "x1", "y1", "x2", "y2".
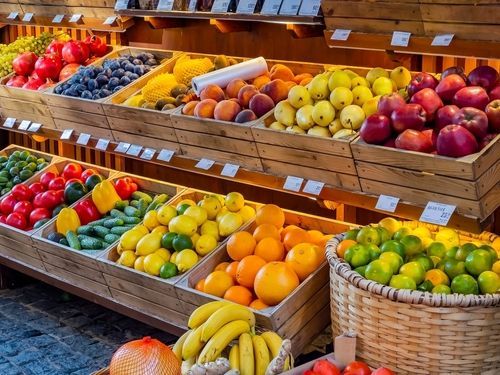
[
  {"x1": 216, "y1": 207, "x2": 229, "y2": 224},
  {"x1": 238, "y1": 206, "x2": 256, "y2": 223},
  {"x1": 412, "y1": 227, "x2": 432, "y2": 240},
  {"x1": 219, "y1": 212, "x2": 244, "y2": 237},
  {"x1": 155, "y1": 248, "x2": 171, "y2": 262},
  {"x1": 435, "y1": 228, "x2": 460, "y2": 250},
  {"x1": 143, "y1": 253, "x2": 166, "y2": 276},
  {"x1": 134, "y1": 255, "x2": 145, "y2": 271},
  {"x1": 169, "y1": 215, "x2": 198, "y2": 237},
  {"x1": 175, "y1": 249, "x2": 199, "y2": 272},
  {"x1": 204, "y1": 271, "x2": 234, "y2": 297},
  {"x1": 143, "y1": 210, "x2": 160, "y2": 231},
  {"x1": 184, "y1": 206, "x2": 208, "y2": 226},
  {"x1": 378, "y1": 217, "x2": 402, "y2": 237},
  {"x1": 390, "y1": 66, "x2": 412, "y2": 89},
  {"x1": 170, "y1": 251, "x2": 179, "y2": 264},
  {"x1": 136, "y1": 233, "x2": 162, "y2": 256},
  {"x1": 198, "y1": 197, "x2": 222, "y2": 220},
  {"x1": 157, "y1": 205, "x2": 177, "y2": 226},
  {"x1": 142, "y1": 73, "x2": 178, "y2": 103},
  {"x1": 117, "y1": 250, "x2": 136, "y2": 267},
  {"x1": 151, "y1": 226, "x2": 168, "y2": 235},
  {"x1": 173, "y1": 56, "x2": 213, "y2": 86},
  {"x1": 116, "y1": 243, "x2": 124, "y2": 255},
  {"x1": 120, "y1": 229, "x2": 146, "y2": 251},
  {"x1": 201, "y1": 220, "x2": 220, "y2": 241},
  {"x1": 196, "y1": 234, "x2": 218, "y2": 256},
  {"x1": 176, "y1": 199, "x2": 196, "y2": 210},
  {"x1": 124, "y1": 94, "x2": 145, "y2": 108},
  {"x1": 191, "y1": 233, "x2": 201, "y2": 247},
  {"x1": 225, "y1": 192, "x2": 245, "y2": 212},
  {"x1": 492, "y1": 260, "x2": 500, "y2": 275},
  {"x1": 133, "y1": 225, "x2": 149, "y2": 235}
]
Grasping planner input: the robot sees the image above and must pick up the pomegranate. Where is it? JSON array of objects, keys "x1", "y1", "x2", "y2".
[
  {"x1": 62, "y1": 40, "x2": 90, "y2": 64},
  {"x1": 6, "y1": 75, "x2": 28, "y2": 88},
  {"x1": 46, "y1": 40, "x2": 65, "y2": 57},
  {"x1": 34, "y1": 54, "x2": 62, "y2": 81},
  {"x1": 12, "y1": 52, "x2": 37, "y2": 76},
  {"x1": 58, "y1": 63, "x2": 81, "y2": 81},
  {"x1": 22, "y1": 76, "x2": 44, "y2": 90}
]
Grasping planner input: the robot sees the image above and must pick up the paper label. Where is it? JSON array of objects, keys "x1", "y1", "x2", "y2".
[
  {"x1": 22, "y1": 13, "x2": 34, "y2": 22},
  {"x1": 221, "y1": 163, "x2": 240, "y2": 177},
  {"x1": 18, "y1": 120, "x2": 31, "y2": 130},
  {"x1": 157, "y1": 0, "x2": 175, "y2": 10},
  {"x1": 69, "y1": 14, "x2": 82, "y2": 23},
  {"x1": 140, "y1": 148, "x2": 156, "y2": 160},
  {"x1": 283, "y1": 176, "x2": 303, "y2": 192},
  {"x1": 237, "y1": 0, "x2": 258, "y2": 14},
  {"x1": 60, "y1": 129, "x2": 73, "y2": 140},
  {"x1": 103, "y1": 16, "x2": 117, "y2": 25},
  {"x1": 3, "y1": 118, "x2": 16, "y2": 128},
  {"x1": 7, "y1": 12, "x2": 19, "y2": 20},
  {"x1": 126, "y1": 144, "x2": 143, "y2": 157},
  {"x1": 95, "y1": 138, "x2": 110, "y2": 151},
  {"x1": 52, "y1": 14, "x2": 64, "y2": 23},
  {"x1": 211, "y1": 0, "x2": 230, "y2": 12},
  {"x1": 114, "y1": 142, "x2": 131, "y2": 153},
  {"x1": 375, "y1": 194, "x2": 400, "y2": 213},
  {"x1": 115, "y1": 0, "x2": 129, "y2": 10},
  {"x1": 391, "y1": 31, "x2": 411, "y2": 47},
  {"x1": 261, "y1": 0, "x2": 282, "y2": 14},
  {"x1": 188, "y1": 0, "x2": 197, "y2": 11},
  {"x1": 76, "y1": 133, "x2": 91, "y2": 145},
  {"x1": 157, "y1": 149, "x2": 175, "y2": 162},
  {"x1": 331, "y1": 29, "x2": 351, "y2": 41},
  {"x1": 431, "y1": 33, "x2": 454, "y2": 46},
  {"x1": 195, "y1": 158, "x2": 215, "y2": 170},
  {"x1": 299, "y1": 0, "x2": 321, "y2": 16},
  {"x1": 27, "y1": 123, "x2": 42, "y2": 132},
  {"x1": 303, "y1": 180, "x2": 324, "y2": 195},
  {"x1": 279, "y1": 0, "x2": 301, "y2": 15},
  {"x1": 420, "y1": 202, "x2": 456, "y2": 226}
]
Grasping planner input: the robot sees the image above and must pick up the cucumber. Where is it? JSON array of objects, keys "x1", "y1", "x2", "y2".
[
  {"x1": 59, "y1": 238, "x2": 69, "y2": 246},
  {"x1": 104, "y1": 233, "x2": 120, "y2": 244},
  {"x1": 48, "y1": 232, "x2": 64, "y2": 243},
  {"x1": 110, "y1": 226, "x2": 131, "y2": 235},
  {"x1": 93, "y1": 226, "x2": 111, "y2": 238},
  {"x1": 110, "y1": 209, "x2": 126, "y2": 218},
  {"x1": 130, "y1": 200, "x2": 140, "y2": 208},
  {"x1": 114, "y1": 200, "x2": 129, "y2": 210},
  {"x1": 122, "y1": 216, "x2": 141, "y2": 225},
  {"x1": 80, "y1": 237, "x2": 103, "y2": 250},
  {"x1": 131, "y1": 191, "x2": 153, "y2": 204},
  {"x1": 137, "y1": 199, "x2": 148, "y2": 217},
  {"x1": 124, "y1": 206, "x2": 140, "y2": 217},
  {"x1": 77, "y1": 225, "x2": 95, "y2": 236},
  {"x1": 66, "y1": 231, "x2": 81, "y2": 250},
  {"x1": 103, "y1": 218, "x2": 124, "y2": 228}
]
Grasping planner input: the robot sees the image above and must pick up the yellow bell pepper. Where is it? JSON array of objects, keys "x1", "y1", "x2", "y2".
[
  {"x1": 92, "y1": 180, "x2": 121, "y2": 214},
  {"x1": 56, "y1": 208, "x2": 81, "y2": 235}
]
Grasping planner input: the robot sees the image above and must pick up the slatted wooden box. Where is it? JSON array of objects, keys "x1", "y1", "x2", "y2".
[
  {"x1": 351, "y1": 134, "x2": 500, "y2": 220},
  {"x1": 176, "y1": 209, "x2": 354, "y2": 356}
]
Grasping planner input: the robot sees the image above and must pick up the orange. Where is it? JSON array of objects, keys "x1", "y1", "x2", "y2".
[
  {"x1": 215, "y1": 261, "x2": 230, "y2": 271},
  {"x1": 255, "y1": 204, "x2": 285, "y2": 229},
  {"x1": 317, "y1": 234, "x2": 335, "y2": 250},
  {"x1": 293, "y1": 242, "x2": 325, "y2": 264},
  {"x1": 280, "y1": 225, "x2": 302, "y2": 241},
  {"x1": 285, "y1": 243, "x2": 320, "y2": 281},
  {"x1": 283, "y1": 228, "x2": 311, "y2": 252},
  {"x1": 308, "y1": 230, "x2": 324, "y2": 245},
  {"x1": 236, "y1": 255, "x2": 267, "y2": 288},
  {"x1": 337, "y1": 239, "x2": 357, "y2": 258},
  {"x1": 253, "y1": 223, "x2": 281, "y2": 242},
  {"x1": 254, "y1": 237, "x2": 285, "y2": 262},
  {"x1": 249, "y1": 299, "x2": 269, "y2": 310},
  {"x1": 227, "y1": 231, "x2": 256, "y2": 261},
  {"x1": 223, "y1": 285, "x2": 253, "y2": 306},
  {"x1": 203, "y1": 271, "x2": 234, "y2": 297},
  {"x1": 195, "y1": 278, "x2": 205, "y2": 292},
  {"x1": 254, "y1": 262, "x2": 299, "y2": 306},
  {"x1": 226, "y1": 261, "x2": 239, "y2": 282}
]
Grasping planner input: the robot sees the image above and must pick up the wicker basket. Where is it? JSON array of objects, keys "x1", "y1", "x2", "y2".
[{"x1": 326, "y1": 221, "x2": 500, "y2": 375}]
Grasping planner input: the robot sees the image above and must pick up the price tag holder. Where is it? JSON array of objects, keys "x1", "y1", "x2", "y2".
[
  {"x1": 69, "y1": 14, "x2": 82, "y2": 23},
  {"x1": 375, "y1": 194, "x2": 400, "y2": 213},
  {"x1": 76, "y1": 133, "x2": 91, "y2": 145},
  {"x1": 188, "y1": 0, "x2": 197, "y2": 11},
  {"x1": 22, "y1": 13, "x2": 34, "y2": 22},
  {"x1": 157, "y1": 149, "x2": 175, "y2": 162},
  {"x1": 195, "y1": 158, "x2": 215, "y2": 170},
  {"x1": 103, "y1": 16, "x2": 117, "y2": 25},
  {"x1": 95, "y1": 138, "x2": 110, "y2": 151},
  {"x1": 140, "y1": 148, "x2": 156, "y2": 160},
  {"x1": 279, "y1": 0, "x2": 301, "y2": 15},
  {"x1": 299, "y1": 0, "x2": 321, "y2": 16},
  {"x1": 52, "y1": 14, "x2": 64, "y2": 23},
  {"x1": 211, "y1": 0, "x2": 230, "y2": 12},
  {"x1": 18, "y1": 120, "x2": 31, "y2": 130},
  {"x1": 126, "y1": 144, "x2": 143, "y2": 157},
  {"x1": 331, "y1": 28, "x2": 351, "y2": 41},
  {"x1": 420, "y1": 202, "x2": 456, "y2": 226},
  {"x1": 3, "y1": 118, "x2": 16, "y2": 128},
  {"x1": 221, "y1": 163, "x2": 240, "y2": 177},
  {"x1": 431, "y1": 33, "x2": 454, "y2": 46},
  {"x1": 303, "y1": 180, "x2": 324, "y2": 196},
  {"x1": 283, "y1": 176, "x2": 304, "y2": 192},
  {"x1": 7, "y1": 12, "x2": 19, "y2": 20},
  {"x1": 27, "y1": 123, "x2": 42, "y2": 132},
  {"x1": 114, "y1": 142, "x2": 131, "y2": 153},
  {"x1": 391, "y1": 31, "x2": 411, "y2": 47},
  {"x1": 115, "y1": 0, "x2": 129, "y2": 10},
  {"x1": 237, "y1": 0, "x2": 258, "y2": 14},
  {"x1": 157, "y1": 0, "x2": 175, "y2": 10},
  {"x1": 261, "y1": 0, "x2": 282, "y2": 15},
  {"x1": 60, "y1": 129, "x2": 74, "y2": 140}
]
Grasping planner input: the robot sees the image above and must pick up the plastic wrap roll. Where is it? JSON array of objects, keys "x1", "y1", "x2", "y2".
[{"x1": 192, "y1": 57, "x2": 268, "y2": 95}]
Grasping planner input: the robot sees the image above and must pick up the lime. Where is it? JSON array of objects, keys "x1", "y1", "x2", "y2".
[
  {"x1": 377, "y1": 227, "x2": 391, "y2": 243},
  {"x1": 365, "y1": 259, "x2": 393, "y2": 285},
  {"x1": 432, "y1": 284, "x2": 451, "y2": 294},
  {"x1": 177, "y1": 203, "x2": 192, "y2": 215},
  {"x1": 380, "y1": 240, "x2": 405, "y2": 258},
  {"x1": 465, "y1": 249, "x2": 493, "y2": 276},
  {"x1": 425, "y1": 269, "x2": 450, "y2": 286},
  {"x1": 451, "y1": 274, "x2": 479, "y2": 295},
  {"x1": 354, "y1": 265, "x2": 368, "y2": 277},
  {"x1": 175, "y1": 249, "x2": 199, "y2": 273},
  {"x1": 344, "y1": 244, "x2": 371, "y2": 268},
  {"x1": 356, "y1": 227, "x2": 381, "y2": 246},
  {"x1": 172, "y1": 234, "x2": 194, "y2": 252},
  {"x1": 161, "y1": 232, "x2": 177, "y2": 250},
  {"x1": 157, "y1": 205, "x2": 177, "y2": 226},
  {"x1": 195, "y1": 234, "x2": 218, "y2": 256},
  {"x1": 379, "y1": 252, "x2": 403, "y2": 274},
  {"x1": 426, "y1": 241, "x2": 446, "y2": 259},
  {"x1": 479, "y1": 245, "x2": 498, "y2": 263},
  {"x1": 378, "y1": 217, "x2": 401, "y2": 236},
  {"x1": 455, "y1": 245, "x2": 475, "y2": 261},
  {"x1": 443, "y1": 258, "x2": 466, "y2": 279},
  {"x1": 389, "y1": 274, "x2": 416, "y2": 290},
  {"x1": 430, "y1": 256, "x2": 442, "y2": 267},
  {"x1": 417, "y1": 280, "x2": 434, "y2": 292},
  {"x1": 445, "y1": 246, "x2": 460, "y2": 259},
  {"x1": 393, "y1": 227, "x2": 411, "y2": 241},
  {"x1": 399, "y1": 261, "x2": 425, "y2": 284},
  {"x1": 344, "y1": 229, "x2": 360, "y2": 241},
  {"x1": 366, "y1": 244, "x2": 381, "y2": 261},
  {"x1": 176, "y1": 199, "x2": 196, "y2": 210},
  {"x1": 400, "y1": 235, "x2": 423, "y2": 257},
  {"x1": 160, "y1": 262, "x2": 178, "y2": 279},
  {"x1": 477, "y1": 271, "x2": 500, "y2": 294},
  {"x1": 413, "y1": 255, "x2": 434, "y2": 272}
]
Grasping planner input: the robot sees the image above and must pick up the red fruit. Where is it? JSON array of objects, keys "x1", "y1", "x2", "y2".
[
  {"x1": 479, "y1": 133, "x2": 498, "y2": 150},
  {"x1": 34, "y1": 53, "x2": 63, "y2": 81},
  {"x1": 55, "y1": 189, "x2": 65, "y2": 204},
  {"x1": 6, "y1": 212, "x2": 27, "y2": 230},
  {"x1": 468, "y1": 65, "x2": 499, "y2": 91},
  {"x1": 249, "y1": 93, "x2": 275, "y2": 118},
  {"x1": 13, "y1": 201, "x2": 33, "y2": 218},
  {"x1": 408, "y1": 72, "x2": 438, "y2": 97},
  {"x1": 435, "y1": 105, "x2": 460, "y2": 131},
  {"x1": 28, "y1": 182, "x2": 45, "y2": 196},
  {"x1": 437, "y1": 124, "x2": 478, "y2": 157},
  {"x1": 422, "y1": 128, "x2": 438, "y2": 151},
  {"x1": 12, "y1": 52, "x2": 37, "y2": 76},
  {"x1": 80, "y1": 168, "x2": 97, "y2": 182},
  {"x1": 40, "y1": 171, "x2": 58, "y2": 188},
  {"x1": 58, "y1": 63, "x2": 81, "y2": 81},
  {"x1": 360, "y1": 114, "x2": 392, "y2": 144},
  {"x1": 0, "y1": 195, "x2": 17, "y2": 215},
  {"x1": 84, "y1": 35, "x2": 107, "y2": 57},
  {"x1": 32, "y1": 193, "x2": 45, "y2": 209},
  {"x1": 377, "y1": 93, "x2": 406, "y2": 117},
  {"x1": 0, "y1": 215, "x2": 6, "y2": 224},
  {"x1": 490, "y1": 85, "x2": 500, "y2": 101},
  {"x1": 38, "y1": 80, "x2": 55, "y2": 91},
  {"x1": 62, "y1": 40, "x2": 90, "y2": 64},
  {"x1": 343, "y1": 361, "x2": 372, "y2": 375},
  {"x1": 40, "y1": 190, "x2": 61, "y2": 209},
  {"x1": 371, "y1": 368, "x2": 395, "y2": 375},
  {"x1": 391, "y1": 104, "x2": 426, "y2": 133},
  {"x1": 48, "y1": 176, "x2": 66, "y2": 191},
  {"x1": 453, "y1": 86, "x2": 490, "y2": 110},
  {"x1": 396, "y1": 129, "x2": 433, "y2": 153},
  {"x1": 435, "y1": 74, "x2": 466, "y2": 102},
  {"x1": 65, "y1": 178, "x2": 82, "y2": 188},
  {"x1": 11, "y1": 184, "x2": 32, "y2": 201},
  {"x1": 6, "y1": 75, "x2": 28, "y2": 88},
  {"x1": 383, "y1": 138, "x2": 396, "y2": 148},
  {"x1": 62, "y1": 163, "x2": 83, "y2": 180},
  {"x1": 46, "y1": 40, "x2": 65, "y2": 57},
  {"x1": 312, "y1": 359, "x2": 341, "y2": 375},
  {"x1": 29, "y1": 207, "x2": 51, "y2": 226},
  {"x1": 441, "y1": 66, "x2": 467, "y2": 81},
  {"x1": 303, "y1": 371, "x2": 319, "y2": 375},
  {"x1": 452, "y1": 107, "x2": 489, "y2": 139},
  {"x1": 409, "y1": 88, "x2": 443, "y2": 121},
  {"x1": 22, "y1": 76, "x2": 44, "y2": 90},
  {"x1": 485, "y1": 99, "x2": 500, "y2": 133}
]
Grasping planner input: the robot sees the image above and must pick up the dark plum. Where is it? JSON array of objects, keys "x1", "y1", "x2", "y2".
[
  {"x1": 81, "y1": 90, "x2": 92, "y2": 99},
  {"x1": 113, "y1": 85, "x2": 124, "y2": 93},
  {"x1": 145, "y1": 59, "x2": 157, "y2": 66},
  {"x1": 132, "y1": 59, "x2": 143, "y2": 65},
  {"x1": 108, "y1": 77, "x2": 120, "y2": 89},
  {"x1": 124, "y1": 63, "x2": 135, "y2": 72},
  {"x1": 54, "y1": 85, "x2": 63, "y2": 94},
  {"x1": 128, "y1": 73, "x2": 139, "y2": 81},
  {"x1": 133, "y1": 65, "x2": 145, "y2": 75},
  {"x1": 119, "y1": 76, "x2": 131, "y2": 86},
  {"x1": 87, "y1": 79, "x2": 98, "y2": 91},
  {"x1": 96, "y1": 75, "x2": 109, "y2": 87},
  {"x1": 100, "y1": 89, "x2": 112, "y2": 97},
  {"x1": 111, "y1": 68, "x2": 125, "y2": 78}
]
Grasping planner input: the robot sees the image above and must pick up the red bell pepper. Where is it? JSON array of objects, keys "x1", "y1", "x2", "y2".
[
  {"x1": 114, "y1": 177, "x2": 138, "y2": 200},
  {"x1": 73, "y1": 198, "x2": 101, "y2": 224}
]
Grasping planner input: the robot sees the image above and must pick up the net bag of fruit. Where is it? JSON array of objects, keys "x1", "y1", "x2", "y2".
[{"x1": 326, "y1": 221, "x2": 499, "y2": 375}]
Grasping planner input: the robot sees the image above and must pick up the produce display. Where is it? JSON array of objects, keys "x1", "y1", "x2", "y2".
[
  {"x1": 338, "y1": 218, "x2": 500, "y2": 295},
  {"x1": 114, "y1": 192, "x2": 255, "y2": 279},
  {"x1": 360, "y1": 65, "x2": 499, "y2": 157},
  {"x1": 303, "y1": 359, "x2": 393, "y2": 375},
  {"x1": 0, "y1": 149, "x2": 49, "y2": 196},
  {"x1": 195, "y1": 204, "x2": 333, "y2": 308}
]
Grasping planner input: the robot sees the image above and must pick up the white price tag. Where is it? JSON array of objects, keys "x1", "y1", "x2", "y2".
[
  {"x1": 375, "y1": 194, "x2": 400, "y2": 213},
  {"x1": 221, "y1": 163, "x2": 240, "y2": 177},
  {"x1": 126, "y1": 144, "x2": 143, "y2": 157},
  {"x1": 279, "y1": 0, "x2": 301, "y2": 15},
  {"x1": 27, "y1": 123, "x2": 42, "y2": 132},
  {"x1": 69, "y1": 14, "x2": 82, "y2": 23},
  {"x1": 157, "y1": 0, "x2": 175, "y2": 10},
  {"x1": 303, "y1": 180, "x2": 324, "y2": 196},
  {"x1": 76, "y1": 133, "x2": 91, "y2": 145},
  {"x1": 195, "y1": 158, "x2": 215, "y2": 170},
  {"x1": 157, "y1": 149, "x2": 175, "y2": 162},
  {"x1": 114, "y1": 142, "x2": 131, "y2": 153},
  {"x1": 211, "y1": 0, "x2": 230, "y2": 12},
  {"x1": 391, "y1": 31, "x2": 411, "y2": 47},
  {"x1": 18, "y1": 120, "x2": 31, "y2": 130},
  {"x1": 60, "y1": 129, "x2": 74, "y2": 140},
  {"x1": 237, "y1": 0, "x2": 258, "y2": 14},
  {"x1": 331, "y1": 29, "x2": 351, "y2": 41},
  {"x1": 52, "y1": 14, "x2": 64, "y2": 23},
  {"x1": 115, "y1": 0, "x2": 129, "y2": 10},
  {"x1": 103, "y1": 16, "x2": 117, "y2": 25},
  {"x1": 3, "y1": 118, "x2": 16, "y2": 128},
  {"x1": 299, "y1": 0, "x2": 321, "y2": 16},
  {"x1": 431, "y1": 33, "x2": 454, "y2": 47},
  {"x1": 188, "y1": 0, "x2": 197, "y2": 11},
  {"x1": 420, "y1": 202, "x2": 456, "y2": 226},
  {"x1": 6, "y1": 12, "x2": 19, "y2": 20},
  {"x1": 261, "y1": 0, "x2": 282, "y2": 15},
  {"x1": 95, "y1": 138, "x2": 110, "y2": 151},
  {"x1": 22, "y1": 13, "x2": 34, "y2": 22},
  {"x1": 283, "y1": 176, "x2": 304, "y2": 192},
  {"x1": 140, "y1": 148, "x2": 156, "y2": 160}
]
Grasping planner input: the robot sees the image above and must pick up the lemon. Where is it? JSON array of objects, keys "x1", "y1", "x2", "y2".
[
  {"x1": 116, "y1": 242, "x2": 124, "y2": 255},
  {"x1": 175, "y1": 249, "x2": 199, "y2": 272},
  {"x1": 435, "y1": 228, "x2": 460, "y2": 250},
  {"x1": 215, "y1": 207, "x2": 229, "y2": 224},
  {"x1": 144, "y1": 253, "x2": 166, "y2": 276},
  {"x1": 238, "y1": 205, "x2": 256, "y2": 222},
  {"x1": 412, "y1": 227, "x2": 432, "y2": 240},
  {"x1": 152, "y1": 226, "x2": 168, "y2": 235},
  {"x1": 184, "y1": 206, "x2": 208, "y2": 226},
  {"x1": 176, "y1": 199, "x2": 196, "y2": 210},
  {"x1": 378, "y1": 217, "x2": 401, "y2": 236},
  {"x1": 143, "y1": 210, "x2": 160, "y2": 231},
  {"x1": 218, "y1": 212, "x2": 243, "y2": 237},
  {"x1": 170, "y1": 251, "x2": 179, "y2": 264},
  {"x1": 169, "y1": 215, "x2": 198, "y2": 236},
  {"x1": 205, "y1": 194, "x2": 225, "y2": 207},
  {"x1": 195, "y1": 234, "x2": 218, "y2": 256},
  {"x1": 133, "y1": 225, "x2": 149, "y2": 235},
  {"x1": 155, "y1": 248, "x2": 171, "y2": 262},
  {"x1": 134, "y1": 255, "x2": 145, "y2": 272},
  {"x1": 198, "y1": 197, "x2": 222, "y2": 219},
  {"x1": 117, "y1": 250, "x2": 136, "y2": 267},
  {"x1": 157, "y1": 204, "x2": 177, "y2": 226},
  {"x1": 136, "y1": 233, "x2": 162, "y2": 256},
  {"x1": 225, "y1": 192, "x2": 245, "y2": 212},
  {"x1": 201, "y1": 220, "x2": 220, "y2": 241},
  {"x1": 191, "y1": 233, "x2": 200, "y2": 247},
  {"x1": 120, "y1": 229, "x2": 146, "y2": 251}
]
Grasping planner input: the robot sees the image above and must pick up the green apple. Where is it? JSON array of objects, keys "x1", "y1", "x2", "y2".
[
  {"x1": 352, "y1": 86, "x2": 373, "y2": 106},
  {"x1": 274, "y1": 100, "x2": 296, "y2": 127},
  {"x1": 312, "y1": 100, "x2": 335, "y2": 127},
  {"x1": 288, "y1": 85, "x2": 312, "y2": 109},
  {"x1": 329, "y1": 87, "x2": 353, "y2": 110},
  {"x1": 390, "y1": 66, "x2": 411, "y2": 89},
  {"x1": 328, "y1": 70, "x2": 351, "y2": 91},
  {"x1": 307, "y1": 75, "x2": 329, "y2": 100},
  {"x1": 340, "y1": 104, "x2": 365, "y2": 130},
  {"x1": 296, "y1": 104, "x2": 315, "y2": 130},
  {"x1": 308, "y1": 126, "x2": 332, "y2": 138},
  {"x1": 365, "y1": 67, "x2": 389, "y2": 85}
]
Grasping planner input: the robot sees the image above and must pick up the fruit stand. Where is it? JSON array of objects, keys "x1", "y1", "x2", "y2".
[{"x1": 0, "y1": 1, "x2": 499, "y2": 374}]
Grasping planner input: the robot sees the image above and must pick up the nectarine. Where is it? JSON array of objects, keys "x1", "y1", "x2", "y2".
[
  {"x1": 182, "y1": 101, "x2": 200, "y2": 116},
  {"x1": 260, "y1": 79, "x2": 289, "y2": 104},
  {"x1": 214, "y1": 100, "x2": 242, "y2": 122},
  {"x1": 226, "y1": 79, "x2": 246, "y2": 99},
  {"x1": 194, "y1": 99, "x2": 217, "y2": 118},
  {"x1": 200, "y1": 84, "x2": 225, "y2": 102},
  {"x1": 238, "y1": 85, "x2": 259, "y2": 108}
]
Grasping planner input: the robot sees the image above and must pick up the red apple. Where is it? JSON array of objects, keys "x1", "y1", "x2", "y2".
[
  {"x1": 391, "y1": 104, "x2": 426, "y2": 133},
  {"x1": 377, "y1": 93, "x2": 406, "y2": 117},
  {"x1": 383, "y1": 138, "x2": 396, "y2": 148},
  {"x1": 441, "y1": 66, "x2": 467, "y2": 82},
  {"x1": 479, "y1": 133, "x2": 498, "y2": 150},
  {"x1": 395, "y1": 129, "x2": 433, "y2": 153},
  {"x1": 453, "y1": 86, "x2": 490, "y2": 110},
  {"x1": 408, "y1": 72, "x2": 438, "y2": 97},
  {"x1": 435, "y1": 74, "x2": 466, "y2": 102},
  {"x1": 360, "y1": 114, "x2": 392, "y2": 144},
  {"x1": 489, "y1": 84, "x2": 500, "y2": 100},
  {"x1": 452, "y1": 107, "x2": 489, "y2": 139},
  {"x1": 468, "y1": 65, "x2": 499, "y2": 91},
  {"x1": 435, "y1": 105, "x2": 460, "y2": 131},
  {"x1": 485, "y1": 99, "x2": 500, "y2": 132},
  {"x1": 436, "y1": 124, "x2": 478, "y2": 157},
  {"x1": 422, "y1": 128, "x2": 438, "y2": 151},
  {"x1": 409, "y1": 88, "x2": 443, "y2": 121}
]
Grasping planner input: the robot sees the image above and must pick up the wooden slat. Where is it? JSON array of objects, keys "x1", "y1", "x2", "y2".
[
  {"x1": 111, "y1": 131, "x2": 180, "y2": 152},
  {"x1": 107, "y1": 116, "x2": 178, "y2": 142}
]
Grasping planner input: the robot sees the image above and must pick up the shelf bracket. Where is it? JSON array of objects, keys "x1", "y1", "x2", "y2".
[
  {"x1": 209, "y1": 19, "x2": 250, "y2": 33},
  {"x1": 286, "y1": 24, "x2": 324, "y2": 39},
  {"x1": 144, "y1": 16, "x2": 185, "y2": 29}
]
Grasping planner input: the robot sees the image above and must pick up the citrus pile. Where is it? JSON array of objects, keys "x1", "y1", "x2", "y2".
[
  {"x1": 194, "y1": 204, "x2": 334, "y2": 308},
  {"x1": 115, "y1": 192, "x2": 255, "y2": 279},
  {"x1": 338, "y1": 217, "x2": 500, "y2": 295}
]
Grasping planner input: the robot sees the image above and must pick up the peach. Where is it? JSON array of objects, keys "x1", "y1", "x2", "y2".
[
  {"x1": 252, "y1": 75, "x2": 271, "y2": 89},
  {"x1": 194, "y1": 99, "x2": 217, "y2": 118},
  {"x1": 285, "y1": 81, "x2": 296, "y2": 90},
  {"x1": 214, "y1": 100, "x2": 242, "y2": 122},
  {"x1": 249, "y1": 93, "x2": 274, "y2": 118},
  {"x1": 270, "y1": 64, "x2": 295, "y2": 82},
  {"x1": 226, "y1": 79, "x2": 246, "y2": 98},
  {"x1": 300, "y1": 77, "x2": 313, "y2": 86},
  {"x1": 235, "y1": 109, "x2": 258, "y2": 123},
  {"x1": 238, "y1": 85, "x2": 259, "y2": 108},
  {"x1": 293, "y1": 73, "x2": 313, "y2": 84},
  {"x1": 260, "y1": 79, "x2": 289, "y2": 104},
  {"x1": 182, "y1": 100, "x2": 199, "y2": 116},
  {"x1": 200, "y1": 84, "x2": 225, "y2": 102}
]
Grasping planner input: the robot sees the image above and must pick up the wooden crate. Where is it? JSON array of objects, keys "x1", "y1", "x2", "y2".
[
  {"x1": 176, "y1": 209, "x2": 354, "y2": 355},
  {"x1": 16, "y1": 0, "x2": 115, "y2": 19},
  {"x1": 351, "y1": 134, "x2": 500, "y2": 219}
]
